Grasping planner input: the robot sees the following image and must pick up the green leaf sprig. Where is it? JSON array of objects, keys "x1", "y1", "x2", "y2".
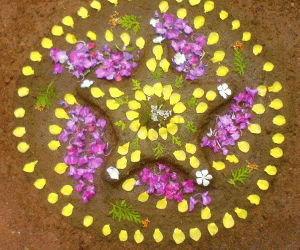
[
  {"x1": 35, "y1": 81, "x2": 57, "y2": 109},
  {"x1": 175, "y1": 75, "x2": 184, "y2": 88},
  {"x1": 185, "y1": 121, "x2": 197, "y2": 133},
  {"x1": 114, "y1": 120, "x2": 126, "y2": 131},
  {"x1": 227, "y1": 166, "x2": 251, "y2": 187},
  {"x1": 151, "y1": 68, "x2": 163, "y2": 80},
  {"x1": 233, "y1": 48, "x2": 248, "y2": 75},
  {"x1": 119, "y1": 14, "x2": 141, "y2": 34},
  {"x1": 115, "y1": 96, "x2": 129, "y2": 106},
  {"x1": 109, "y1": 200, "x2": 141, "y2": 225},
  {"x1": 187, "y1": 97, "x2": 197, "y2": 108},
  {"x1": 153, "y1": 142, "x2": 164, "y2": 159},
  {"x1": 172, "y1": 136, "x2": 182, "y2": 147},
  {"x1": 131, "y1": 137, "x2": 139, "y2": 150}
]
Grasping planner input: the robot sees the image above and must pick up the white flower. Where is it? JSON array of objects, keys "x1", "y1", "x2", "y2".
[
  {"x1": 106, "y1": 166, "x2": 120, "y2": 180},
  {"x1": 173, "y1": 53, "x2": 186, "y2": 65},
  {"x1": 217, "y1": 83, "x2": 232, "y2": 99},
  {"x1": 149, "y1": 18, "x2": 159, "y2": 28},
  {"x1": 153, "y1": 36, "x2": 166, "y2": 44},
  {"x1": 81, "y1": 79, "x2": 94, "y2": 88},
  {"x1": 196, "y1": 169, "x2": 213, "y2": 186},
  {"x1": 59, "y1": 55, "x2": 69, "y2": 64}
]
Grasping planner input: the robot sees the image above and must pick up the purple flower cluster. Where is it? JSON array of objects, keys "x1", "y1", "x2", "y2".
[
  {"x1": 150, "y1": 11, "x2": 207, "y2": 80},
  {"x1": 135, "y1": 163, "x2": 195, "y2": 203},
  {"x1": 189, "y1": 192, "x2": 212, "y2": 211},
  {"x1": 201, "y1": 87, "x2": 258, "y2": 155},
  {"x1": 49, "y1": 42, "x2": 139, "y2": 81},
  {"x1": 58, "y1": 101, "x2": 108, "y2": 203}
]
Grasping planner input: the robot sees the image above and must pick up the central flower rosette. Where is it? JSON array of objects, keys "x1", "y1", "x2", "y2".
[{"x1": 125, "y1": 83, "x2": 187, "y2": 141}]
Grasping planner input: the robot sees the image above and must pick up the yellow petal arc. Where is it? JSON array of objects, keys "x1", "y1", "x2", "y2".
[
  {"x1": 121, "y1": 32, "x2": 130, "y2": 46},
  {"x1": 177, "y1": 8, "x2": 187, "y2": 19},
  {"x1": 207, "y1": 32, "x2": 219, "y2": 45},
  {"x1": 226, "y1": 154, "x2": 239, "y2": 163},
  {"x1": 185, "y1": 143, "x2": 196, "y2": 154},
  {"x1": 173, "y1": 228, "x2": 185, "y2": 244},
  {"x1": 13, "y1": 127, "x2": 26, "y2": 137},
  {"x1": 131, "y1": 150, "x2": 141, "y2": 162},
  {"x1": 130, "y1": 119, "x2": 140, "y2": 132},
  {"x1": 190, "y1": 156, "x2": 200, "y2": 168},
  {"x1": 51, "y1": 25, "x2": 64, "y2": 36},
  {"x1": 272, "y1": 133, "x2": 285, "y2": 144},
  {"x1": 242, "y1": 32, "x2": 251, "y2": 41},
  {"x1": 189, "y1": 0, "x2": 201, "y2": 6},
  {"x1": 268, "y1": 81, "x2": 282, "y2": 92},
  {"x1": 106, "y1": 99, "x2": 120, "y2": 110},
  {"x1": 190, "y1": 228, "x2": 201, "y2": 241},
  {"x1": 263, "y1": 62, "x2": 274, "y2": 72},
  {"x1": 248, "y1": 124, "x2": 261, "y2": 134},
  {"x1": 252, "y1": 104, "x2": 265, "y2": 114},
  {"x1": 122, "y1": 178, "x2": 136, "y2": 191},
  {"x1": 257, "y1": 180, "x2": 269, "y2": 190},
  {"x1": 118, "y1": 142, "x2": 130, "y2": 155},
  {"x1": 270, "y1": 147, "x2": 283, "y2": 158},
  {"x1": 61, "y1": 185, "x2": 73, "y2": 196},
  {"x1": 116, "y1": 156, "x2": 127, "y2": 169},
  {"x1": 77, "y1": 7, "x2": 89, "y2": 19},
  {"x1": 253, "y1": 44, "x2": 263, "y2": 55},
  {"x1": 119, "y1": 230, "x2": 128, "y2": 242},
  {"x1": 234, "y1": 207, "x2": 247, "y2": 219},
  {"x1": 102, "y1": 225, "x2": 111, "y2": 236},
  {"x1": 212, "y1": 161, "x2": 225, "y2": 170},
  {"x1": 83, "y1": 216, "x2": 93, "y2": 227},
  {"x1": 273, "y1": 115, "x2": 286, "y2": 126},
  {"x1": 64, "y1": 93, "x2": 77, "y2": 105},
  {"x1": 193, "y1": 88, "x2": 204, "y2": 98},
  {"x1": 204, "y1": 1, "x2": 214, "y2": 13},
  {"x1": 138, "y1": 126, "x2": 148, "y2": 140},
  {"x1": 153, "y1": 45, "x2": 163, "y2": 60},
  {"x1": 34, "y1": 178, "x2": 46, "y2": 189},
  {"x1": 55, "y1": 108, "x2": 70, "y2": 119},
  {"x1": 48, "y1": 193, "x2": 58, "y2": 204},
  {"x1": 196, "y1": 102, "x2": 208, "y2": 113},
  {"x1": 201, "y1": 207, "x2": 211, "y2": 220},
  {"x1": 134, "y1": 230, "x2": 144, "y2": 244},
  {"x1": 238, "y1": 141, "x2": 250, "y2": 153},
  {"x1": 207, "y1": 223, "x2": 218, "y2": 236},
  {"x1": 257, "y1": 85, "x2": 267, "y2": 97},
  {"x1": 159, "y1": 127, "x2": 168, "y2": 140},
  {"x1": 211, "y1": 51, "x2": 225, "y2": 63},
  {"x1": 146, "y1": 58, "x2": 157, "y2": 72},
  {"x1": 264, "y1": 165, "x2": 277, "y2": 175},
  {"x1": 148, "y1": 129, "x2": 158, "y2": 141},
  {"x1": 170, "y1": 115, "x2": 185, "y2": 124},
  {"x1": 30, "y1": 51, "x2": 42, "y2": 62},
  {"x1": 66, "y1": 33, "x2": 77, "y2": 44},
  {"x1": 23, "y1": 160, "x2": 38, "y2": 173},
  {"x1": 54, "y1": 163, "x2": 69, "y2": 174},
  {"x1": 194, "y1": 16, "x2": 205, "y2": 29},
  {"x1": 247, "y1": 194, "x2": 260, "y2": 205},
  {"x1": 91, "y1": 87, "x2": 105, "y2": 98},
  {"x1": 41, "y1": 38, "x2": 53, "y2": 49},
  {"x1": 105, "y1": 30, "x2": 114, "y2": 42},
  {"x1": 167, "y1": 123, "x2": 178, "y2": 135},
  {"x1": 216, "y1": 66, "x2": 229, "y2": 77},
  {"x1": 138, "y1": 192, "x2": 149, "y2": 202},
  {"x1": 156, "y1": 197, "x2": 167, "y2": 209},
  {"x1": 178, "y1": 199, "x2": 188, "y2": 212},
  {"x1": 159, "y1": 1, "x2": 169, "y2": 12},
  {"x1": 14, "y1": 108, "x2": 26, "y2": 118},
  {"x1": 173, "y1": 102, "x2": 186, "y2": 114},
  {"x1": 61, "y1": 203, "x2": 74, "y2": 216},
  {"x1": 269, "y1": 99, "x2": 283, "y2": 110},
  {"x1": 136, "y1": 37, "x2": 145, "y2": 49},
  {"x1": 135, "y1": 90, "x2": 147, "y2": 101},
  {"x1": 143, "y1": 85, "x2": 154, "y2": 96},
  {"x1": 223, "y1": 213, "x2": 235, "y2": 229},
  {"x1": 153, "y1": 229, "x2": 163, "y2": 243},
  {"x1": 128, "y1": 100, "x2": 141, "y2": 110},
  {"x1": 48, "y1": 140, "x2": 61, "y2": 151},
  {"x1": 87, "y1": 31, "x2": 97, "y2": 41},
  {"x1": 173, "y1": 150, "x2": 186, "y2": 161},
  {"x1": 22, "y1": 66, "x2": 34, "y2": 76},
  {"x1": 232, "y1": 20, "x2": 240, "y2": 30},
  {"x1": 163, "y1": 85, "x2": 173, "y2": 100},
  {"x1": 206, "y1": 90, "x2": 217, "y2": 101},
  {"x1": 49, "y1": 125, "x2": 62, "y2": 135},
  {"x1": 91, "y1": 0, "x2": 101, "y2": 10},
  {"x1": 62, "y1": 16, "x2": 74, "y2": 28},
  {"x1": 159, "y1": 59, "x2": 170, "y2": 72},
  {"x1": 219, "y1": 10, "x2": 228, "y2": 20},
  {"x1": 17, "y1": 142, "x2": 30, "y2": 153},
  {"x1": 126, "y1": 111, "x2": 139, "y2": 121}
]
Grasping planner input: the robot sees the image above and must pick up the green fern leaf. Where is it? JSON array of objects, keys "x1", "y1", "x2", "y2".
[
  {"x1": 109, "y1": 200, "x2": 141, "y2": 224},
  {"x1": 233, "y1": 48, "x2": 248, "y2": 75},
  {"x1": 227, "y1": 165, "x2": 251, "y2": 187}
]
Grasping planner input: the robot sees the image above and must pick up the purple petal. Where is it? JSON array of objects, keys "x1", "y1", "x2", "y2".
[
  {"x1": 201, "y1": 191, "x2": 212, "y2": 206},
  {"x1": 189, "y1": 196, "x2": 199, "y2": 211}
]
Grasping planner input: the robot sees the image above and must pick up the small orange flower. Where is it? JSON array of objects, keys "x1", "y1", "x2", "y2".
[
  {"x1": 35, "y1": 105, "x2": 45, "y2": 111},
  {"x1": 141, "y1": 218, "x2": 150, "y2": 228},
  {"x1": 247, "y1": 161, "x2": 258, "y2": 171},
  {"x1": 232, "y1": 41, "x2": 243, "y2": 51},
  {"x1": 109, "y1": 11, "x2": 120, "y2": 28}
]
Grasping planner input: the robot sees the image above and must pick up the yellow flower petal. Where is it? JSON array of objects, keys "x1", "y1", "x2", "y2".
[
  {"x1": 272, "y1": 133, "x2": 285, "y2": 144},
  {"x1": 223, "y1": 213, "x2": 234, "y2": 229},
  {"x1": 116, "y1": 156, "x2": 127, "y2": 170},
  {"x1": 54, "y1": 163, "x2": 68, "y2": 174},
  {"x1": 55, "y1": 108, "x2": 70, "y2": 119},
  {"x1": 105, "y1": 30, "x2": 114, "y2": 42},
  {"x1": 264, "y1": 165, "x2": 277, "y2": 175},
  {"x1": 153, "y1": 229, "x2": 163, "y2": 243},
  {"x1": 109, "y1": 87, "x2": 124, "y2": 98},
  {"x1": 163, "y1": 85, "x2": 173, "y2": 100},
  {"x1": 257, "y1": 180, "x2": 269, "y2": 190},
  {"x1": 131, "y1": 150, "x2": 141, "y2": 162},
  {"x1": 128, "y1": 100, "x2": 141, "y2": 110},
  {"x1": 138, "y1": 192, "x2": 149, "y2": 202},
  {"x1": 146, "y1": 58, "x2": 157, "y2": 72},
  {"x1": 216, "y1": 66, "x2": 229, "y2": 76},
  {"x1": 121, "y1": 32, "x2": 130, "y2": 46},
  {"x1": 238, "y1": 141, "x2": 250, "y2": 153},
  {"x1": 270, "y1": 147, "x2": 283, "y2": 158},
  {"x1": 106, "y1": 99, "x2": 120, "y2": 110},
  {"x1": 153, "y1": 45, "x2": 163, "y2": 60},
  {"x1": 118, "y1": 142, "x2": 130, "y2": 155},
  {"x1": 173, "y1": 228, "x2": 185, "y2": 244},
  {"x1": 91, "y1": 87, "x2": 105, "y2": 98},
  {"x1": 201, "y1": 206, "x2": 211, "y2": 219},
  {"x1": 62, "y1": 203, "x2": 74, "y2": 216},
  {"x1": 169, "y1": 93, "x2": 181, "y2": 105},
  {"x1": 190, "y1": 228, "x2": 201, "y2": 242},
  {"x1": 62, "y1": 16, "x2": 74, "y2": 28},
  {"x1": 34, "y1": 178, "x2": 46, "y2": 189},
  {"x1": 148, "y1": 128, "x2": 158, "y2": 141},
  {"x1": 49, "y1": 125, "x2": 62, "y2": 135},
  {"x1": 268, "y1": 81, "x2": 282, "y2": 92},
  {"x1": 138, "y1": 126, "x2": 148, "y2": 140},
  {"x1": 156, "y1": 197, "x2": 167, "y2": 209},
  {"x1": 48, "y1": 193, "x2": 58, "y2": 204},
  {"x1": 247, "y1": 194, "x2": 260, "y2": 205},
  {"x1": 204, "y1": 1, "x2": 214, "y2": 13},
  {"x1": 14, "y1": 108, "x2": 26, "y2": 118},
  {"x1": 178, "y1": 199, "x2": 188, "y2": 212},
  {"x1": 211, "y1": 50, "x2": 225, "y2": 63},
  {"x1": 226, "y1": 154, "x2": 239, "y2": 163},
  {"x1": 263, "y1": 62, "x2": 274, "y2": 72},
  {"x1": 273, "y1": 115, "x2": 286, "y2": 126},
  {"x1": 136, "y1": 37, "x2": 145, "y2": 49},
  {"x1": 159, "y1": 58, "x2": 170, "y2": 72},
  {"x1": 83, "y1": 216, "x2": 93, "y2": 227},
  {"x1": 143, "y1": 85, "x2": 154, "y2": 96},
  {"x1": 30, "y1": 51, "x2": 42, "y2": 62},
  {"x1": 269, "y1": 99, "x2": 283, "y2": 110},
  {"x1": 189, "y1": 0, "x2": 201, "y2": 6},
  {"x1": 41, "y1": 38, "x2": 53, "y2": 49},
  {"x1": 252, "y1": 104, "x2": 265, "y2": 114},
  {"x1": 190, "y1": 156, "x2": 200, "y2": 168},
  {"x1": 51, "y1": 25, "x2": 64, "y2": 36},
  {"x1": 18, "y1": 87, "x2": 29, "y2": 97},
  {"x1": 257, "y1": 85, "x2": 267, "y2": 97},
  {"x1": 159, "y1": 127, "x2": 168, "y2": 140},
  {"x1": 234, "y1": 207, "x2": 247, "y2": 219},
  {"x1": 108, "y1": 0, "x2": 118, "y2": 5},
  {"x1": 177, "y1": 8, "x2": 187, "y2": 19},
  {"x1": 232, "y1": 20, "x2": 240, "y2": 30},
  {"x1": 185, "y1": 143, "x2": 196, "y2": 154},
  {"x1": 23, "y1": 160, "x2": 38, "y2": 173},
  {"x1": 22, "y1": 66, "x2": 34, "y2": 76},
  {"x1": 66, "y1": 33, "x2": 77, "y2": 44},
  {"x1": 61, "y1": 185, "x2": 73, "y2": 196},
  {"x1": 90, "y1": 0, "x2": 101, "y2": 10},
  {"x1": 196, "y1": 102, "x2": 208, "y2": 113},
  {"x1": 154, "y1": 82, "x2": 163, "y2": 97},
  {"x1": 170, "y1": 115, "x2": 185, "y2": 124},
  {"x1": 193, "y1": 88, "x2": 204, "y2": 98},
  {"x1": 130, "y1": 119, "x2": 140, "y2": 132},
  {"x1": 173, "y1": 150, "x2": 186, "y2": 161},
  {"x1": 206, "y1": 90, "x2": 217, "y2": 101},
  {"x1": 212, "y1": 161, "x2": 225, "y2": 170},
  {"x1": 219, "y1": 10, "x2": 228, "y2": 20},
  {"x1": 119, "y1": 230, "x2": 128, "y2": 241},
  {"x1": 173, "y1": 102, "x2": 186, "y2": 114},
  {"x1": 207, "y1": 223, "x2": 218, "y2": 236},
  {"x1": 135, "y1": 90, "x2": 147, "y2": 101},
  {"x1": 126, "y1": 111, "x2": 139, "y2": 121},
  {"x1": 77, "y1": 7, "x2": 89, "y2": 19},
  {"x1": 102, "y1": 225, "x2": 111, "y2": 236},
  {"x1": 248, "y1": 124, "x2": 261, "y2": 134},
  {"x1": 87, "y1": 31, "x2": 97, "y2": 41},
  {"x1": 17, "y1": 142, "x2": 30, "y2": 153},
  {"x1": 64, "y1": 93, "x2": 77, "y2": 105},
  {"x1": 159, "y1": 1, "x2": 169, "y2": 12},
  {"x1": 194, "y1": 16, "x2": 205, "y2": 29},
  {"x1": 48, "y1": 140, "x2": 61, "y2": 151},
  {"x1": 253, "y1": 44, "x2": 263, "y2": 55},
  {"x1": 242, "y1": 32, "x2": 251, "y2": 41},
  {"x1": 167, "y1": 123, "x2": 178, "y2": 135},
  {"x1": 134, "y1": 230, "x2": 144, "y2": 244},
  {"x1": 122, "y1": 178, "x2": 136, "y2": 191},
  {"x1": 13, "y1": 127, "x2": 26, "y2": 137},
  {"x1": 207, "y1": 32, "x2": 219, "y2": 45}
]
